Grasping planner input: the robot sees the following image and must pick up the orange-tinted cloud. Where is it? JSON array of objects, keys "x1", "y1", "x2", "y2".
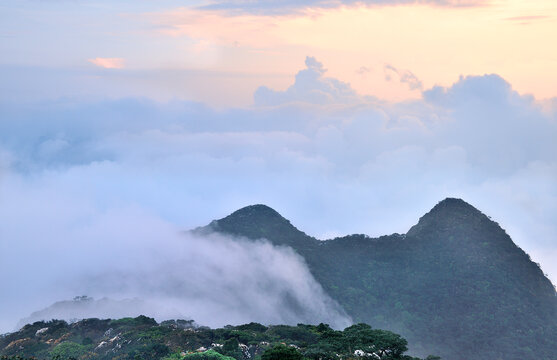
[
  {"x1": 88, "y1": 57, "x2": 125, "y2": 69},
  {"x1": 151, "y1": 8, "x2": 283, "y2": 47},
  {"x1": 145, "y1": 0, "x2": 557, "y2": 102}
]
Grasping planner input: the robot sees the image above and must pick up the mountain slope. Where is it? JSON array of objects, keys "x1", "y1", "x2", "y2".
[{"x1": 206, "y1": 198, "x2": 557, "y2": 360}]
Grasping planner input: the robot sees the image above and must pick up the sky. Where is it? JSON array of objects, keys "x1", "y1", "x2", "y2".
[{"x1": 1, "y1": 0, "x2": 556, "y2": 332}]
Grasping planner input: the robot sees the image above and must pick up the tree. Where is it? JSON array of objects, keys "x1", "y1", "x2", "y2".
[
  {"x1": 183, "y1": 350, "x2": 236, "y2": 360},
  {"x1": 261, "y1": 344, "x2": 303, "y2": 360},
  {"x1": 342, "y1": 323, "x2": 409, "y2": 359},
  {"x1": 220, "y1": 338, "x2": 242, "y2": 360}
]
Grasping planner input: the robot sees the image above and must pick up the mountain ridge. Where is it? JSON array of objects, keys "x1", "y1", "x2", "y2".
[{"x1": 209, "y1": 198, "x2": 505, "y2": 244}]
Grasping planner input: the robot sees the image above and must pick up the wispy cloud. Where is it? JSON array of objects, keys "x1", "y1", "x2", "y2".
[
  {"x1": 88, "y1": 57, "x2": 125, "y2": 69},
  {"x1": 505, "y1": 15, "x2": 550, "y2": 21},
  {"x1": 504, "y1": 15, "x2": 551, "y2": 25},
  {"x1": 150, "y1": 8, "x2": 282, "y2": 48},
  {"x1": 356, "y1": 66, "x2": 371, "y2": 76},
  {"x1": 197, "y1": 0, "x2": 488, "y2": 15},
  {"x1": 384, "y1": 64, "x2": 423, "y2": 91}
]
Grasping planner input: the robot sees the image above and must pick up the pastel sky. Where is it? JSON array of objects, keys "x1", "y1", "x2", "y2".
[
  {"x1": 1, "y1": 0, "x2": 556, "y2": 332},
  {"x1": 2, "y1": 0, "x2": 557, "y2": 105}
]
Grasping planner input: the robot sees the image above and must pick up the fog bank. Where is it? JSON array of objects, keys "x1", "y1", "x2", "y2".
[{"x1": 0, "y1": 197, "x2": 350, "y2": 333}]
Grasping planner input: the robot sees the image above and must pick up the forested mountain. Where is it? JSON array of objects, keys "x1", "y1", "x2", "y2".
[
  {"x1": 203, "y1": 198, "x2": 557, "y2": 360},
  {"x1": 4, "y1": 198, "x2": 555, "y2": 360}
]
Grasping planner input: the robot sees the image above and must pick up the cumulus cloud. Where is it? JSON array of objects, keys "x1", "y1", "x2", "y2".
[
  {"x1": 423, "y1": 74, "x2": 556, "y2": 175},
  {"x1": 1, "y1": 57, "x2": 556, "y2": 333},
  {"x1": 88, "y1": 57, "x2": 125, "y2": 69},
  {"x1": 254, "y1": 56, "x2": 362, "y2": 106}
]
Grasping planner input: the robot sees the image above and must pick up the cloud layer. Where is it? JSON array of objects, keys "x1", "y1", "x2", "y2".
[{"x1": 1, "y1": 57, "x2": 556, "y2": 333}]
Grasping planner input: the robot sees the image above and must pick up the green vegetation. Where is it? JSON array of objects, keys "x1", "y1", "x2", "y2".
[
  {"x1": 206, "y1": 199, "x2": 557, "y2": 360},
  {"x1": 261, "y1": 344, "x2": 302, "y2": 360},
  {"x1": 180, "y1": 350, "x2": 235, "y2": 360},
  {"x1": 49, "y1": 342, "x2": 93, "y2": 359},
  {"x1": 0, "y1": 317, "x2": 433, "y2": 360}
]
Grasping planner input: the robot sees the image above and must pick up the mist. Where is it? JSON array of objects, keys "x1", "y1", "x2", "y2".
[{"x1": 0, "y1": 193, "x2": 351, "y2": 333}]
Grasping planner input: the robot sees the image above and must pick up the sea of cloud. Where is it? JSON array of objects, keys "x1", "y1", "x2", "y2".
[{"x1": 0, "y1": 56, "x2": 556, "y2": 333}]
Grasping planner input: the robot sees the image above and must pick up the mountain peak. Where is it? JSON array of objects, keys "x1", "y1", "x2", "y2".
[
  {"x1": 205, "y1": 204, "x2": 317, "y2": 247},
  {"x1": 407, "y1": 198, "x2": 491, "y2": 237},
  {"x1": 431, "y1": 197, "x2": 478, "y2": 211},
  {"x1": 436, "y1": 197, "x2": 469, "y2": 206},
  {"x1": 226, "y1": 204, "x2": 284, "y2": 220},
  {"x1": 423, "y1": 197, "x2": 486, "y2": 220}
]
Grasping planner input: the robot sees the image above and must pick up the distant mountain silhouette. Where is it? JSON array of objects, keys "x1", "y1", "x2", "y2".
[
  {"x1": 206, "y1": 198, "x2": 557, "y2": 360},
  {"x1": 16, "y1": 297, "x2": 152, "y2": 330}
]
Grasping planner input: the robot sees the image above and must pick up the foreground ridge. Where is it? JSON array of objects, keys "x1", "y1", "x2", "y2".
[{"x1": 1, "y1": 316, "x2": 436, "y2": 360}]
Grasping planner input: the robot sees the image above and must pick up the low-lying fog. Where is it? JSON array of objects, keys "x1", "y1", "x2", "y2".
[{"x1": 1, "y1": 215, "x2": 351, "y2": 333}]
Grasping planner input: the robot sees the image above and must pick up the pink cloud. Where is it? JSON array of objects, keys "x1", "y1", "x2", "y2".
[
  {"x1": 88, "y1": 57, "x2": 125, "y2": 69},
  {"x1": 505, "y1": 15, "x2": 549, "y2": 21}
]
